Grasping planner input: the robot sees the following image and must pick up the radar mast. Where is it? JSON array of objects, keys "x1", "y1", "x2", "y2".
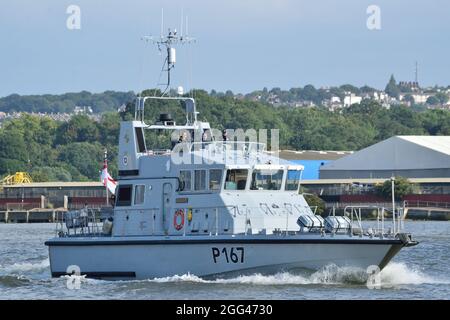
[
  {"x1": 135, "y1": 14, "x2": 197, "y2": 125},
  {"x1": 142, "y1": 11, "x2": 195, "y2": 96}
]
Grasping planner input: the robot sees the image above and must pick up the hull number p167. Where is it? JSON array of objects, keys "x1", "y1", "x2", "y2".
[{"x1": 212, "y1": 247, "x2": 244, "y2": 263}]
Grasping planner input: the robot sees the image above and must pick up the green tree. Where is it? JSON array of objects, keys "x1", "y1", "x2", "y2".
[
  {"x1": 0, "y1": 128, "x2": 28, "y2": 175},
  {"x1": 56, "y1": 115, "x2": 100, "y2": 144},
  {"x1": 435, "y1": 92, "x2": 449, "y2": 105},
  {"x1": 0, "y1": 158, "x2": 26, "y2": 174},
  {"x1": 426, "y1": 96, "x2": 440, "y2": 105},
  {"x1": 30, "y1": 166, "x2": 72, "y2": 182},
  {"x1": 403, "y1": 94, "x2": 415, "y2": 105},
  {"x1": 385, "y1": 74, "x2": 400, "y2": 98},
  {"x1": 303, "y1": 193, "x2": 326, "y2": 216},
  {"x1": 98, "y1": 112, "x2": 121, "y2": 145},
  {"x1": 340, "y1": 84, "x2": 361, "y2": 95},
  {"x1": 360, "y1": 85, "x2": 377, "y2": 94},
  {"x1": 301, "y1": 85, "x2": 318, "y2": 103},
  {"x1": 376, "y1": 177, "x2": 413, "y2": 200},
  {"x1": 58, "y1": 142, "x2": 104, "y2": 180}
]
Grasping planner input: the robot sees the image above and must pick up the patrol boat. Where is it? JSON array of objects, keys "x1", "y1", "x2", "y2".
[{"x1": 45, "y1": 28, "x2": 418, "y2": 280}]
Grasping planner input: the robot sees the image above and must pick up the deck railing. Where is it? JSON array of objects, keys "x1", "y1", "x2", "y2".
[
  {"x1": 340, "y1": 205, "x2": 403, "y2": 236},
  {"x1": 144, "y1": 141, "x2": 266, "y2": 156},
  {"x1": 55, "y1": 208, "x2": 103, "y2": 237},
  {"x1": 190, "y1": 141, "x2": 266, "y2": 153},
  {"x1": 55, "y1": 203, "x2": 402, "y2": 239},
  {"x1": 403, "y1": 200, "x2": 450, "y2": 210}
]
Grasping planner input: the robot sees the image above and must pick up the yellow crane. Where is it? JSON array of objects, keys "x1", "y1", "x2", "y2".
[{"x1": 0, "y1": 172, "x2": 33, "y2": 185}]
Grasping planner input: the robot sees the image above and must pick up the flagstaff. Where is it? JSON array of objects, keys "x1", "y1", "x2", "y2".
[
  {"x1": 105, "y1": 149, "x2": 109, "y2": 206},
  {"x1": 101, "y1": 148, "x2": 116, "y2": 206}
]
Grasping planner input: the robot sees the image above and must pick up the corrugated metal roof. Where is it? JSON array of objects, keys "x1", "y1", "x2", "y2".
[
  {"x1": 399, "y1": 136, "x2": 450, "y2": 156},
  {"x1": 320, "y1": 136, "x2": 450, "y2": 171},
  {"x1": 279, "y1": 150, "x2": 352, "y2": 160}
]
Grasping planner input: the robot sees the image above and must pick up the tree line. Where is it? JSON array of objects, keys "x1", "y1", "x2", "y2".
[
  {"x1": 0, "y1": 91, "x2": 135, "y2": 114},
  {"x1": 1, "y1": 89, "x2": 450, "y2": 182}
]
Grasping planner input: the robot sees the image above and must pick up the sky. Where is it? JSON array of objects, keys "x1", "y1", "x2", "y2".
[{"x1": 1, "y1": 0, "x2": 449, "y2": 97}]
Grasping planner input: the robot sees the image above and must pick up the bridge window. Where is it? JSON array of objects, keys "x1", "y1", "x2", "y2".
[
  {"x1": 285, "y1": 170, "x2": 302, "y2": 191},
  {"x1": 209, "y1": 169, "x2": 223, "y2": 191},
  {"x1": 194, "y1": 170, "x2": 207, "y2": 191},
  {"x1": 134, "y1": 185, "x2": 145, "y2": 205},
  {"x1": 250, "y1": 169, "x2": 283, "y2": 190},
  {"x1": 116, "y1": 184, "x2": 132, "y2": 206},
  {"x1": 135, "y1": 127, "x2": 146, "y2": 153},
  {"x1": 224, "y1": 169, "x2": 248, "y2": 190},
  {"x1": 179, "y1": 170, "x2": 192, "y2": 191}
]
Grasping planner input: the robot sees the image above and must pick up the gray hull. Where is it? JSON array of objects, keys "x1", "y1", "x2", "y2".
[{"x1": 46, "y1": 235, "x2": 403, "y2": 280}]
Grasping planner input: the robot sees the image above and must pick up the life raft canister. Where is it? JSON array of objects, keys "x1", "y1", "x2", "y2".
[{"x1": 173, "y1": 209, "x2": 185, "y2": 230}]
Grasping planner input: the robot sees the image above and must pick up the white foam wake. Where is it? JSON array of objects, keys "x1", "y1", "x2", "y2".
[
  {"x1": 0, "y1": 259, "x2": 50, "y2": 275},
  {"x1": 151, "y1": 272, "x2": 314, "y2": 285},
  {"x1": 1, "y1": 259, "x2": 440, "y2": 288},
  {"x1": 379, "y1": 262, "x2": 443, "y2": 286},
  {"x1": 148, "y1": 262, "x2": 445, "y2": 288},
  {"x1": 150, "y1": 267, "x2": 366, "y2": 286}
]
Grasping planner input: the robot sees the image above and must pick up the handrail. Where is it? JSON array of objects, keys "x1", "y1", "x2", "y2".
[
  {"x1": 55, "y1": 208, "x2": 103, "y2": 237},
  {"x1": 329, "y1": 200, "x2": 450, "y2": 211},
  {"x1": 56, "y1": 203, "x2": 407, "y2": 239},
  {"x1": 144, "y1": 141, "x2": 267, "y2": 156},
  {"x1": 134, "y1": 95, "x2": 196, "y2": 123},
  {"x1": 190, "y1": 141, "x2": 266, "y2": 153},
  {"x1": 53, "y1": 203, "x2": 406, "y2": 240},
  {"x1": 341, "y1": 205, "x2": 402, "y2": 236},
  {"x1": 404, "y1": 200, "x2": 450, "y2": 209},
  {"x1": 344, "y1": 206, "x2": 363, "y2": 234}
]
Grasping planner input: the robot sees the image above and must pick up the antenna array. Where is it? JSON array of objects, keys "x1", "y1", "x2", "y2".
[{"x1": 142, "y1": 10, "x2": 195, "y2": 96}]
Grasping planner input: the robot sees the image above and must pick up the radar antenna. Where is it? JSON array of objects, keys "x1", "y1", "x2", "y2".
[{"x1": 142, "y1": 14, "x2": 195, "y2": 96}]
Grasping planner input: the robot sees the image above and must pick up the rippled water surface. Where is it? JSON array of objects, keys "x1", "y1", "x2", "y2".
[{"x1": 0, "y1": 221, "x2": 449, "y2": 299}]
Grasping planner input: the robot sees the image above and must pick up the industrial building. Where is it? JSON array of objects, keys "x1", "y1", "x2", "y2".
[
  {"x1": 302, "y1": 177, "x2": 450, "y2": 205},
  {"x1": 319, "y1": 136, "x2": 450, "y2": 179},
  {"x1": 0, "y1": 181, "x2": 107, "y2": 211}
]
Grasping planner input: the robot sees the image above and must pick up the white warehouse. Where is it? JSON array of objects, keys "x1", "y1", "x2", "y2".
[{"x1": 319, "y1": 136, "x2": 450, "y2": 179}]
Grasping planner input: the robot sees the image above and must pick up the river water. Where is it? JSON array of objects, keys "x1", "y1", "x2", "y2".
[{"x1": 0, "y1": 221, "x2": 449, "y2": 300}]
